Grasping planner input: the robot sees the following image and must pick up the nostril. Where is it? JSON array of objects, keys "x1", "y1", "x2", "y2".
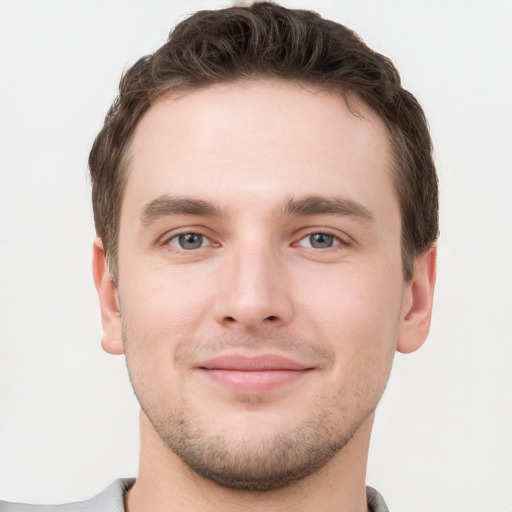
[{"x1": 221, "y1": 314, "x2": 280, "y2": 325}]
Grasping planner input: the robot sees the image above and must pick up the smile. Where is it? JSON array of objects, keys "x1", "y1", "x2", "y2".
[{"x1": 196, "y1": 354, "x2": 314, "y2": 393}]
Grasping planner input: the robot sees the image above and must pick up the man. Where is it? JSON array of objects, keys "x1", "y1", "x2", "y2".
[{"x1": 0, "y1": 2, "x2": 437, "y2": 511}]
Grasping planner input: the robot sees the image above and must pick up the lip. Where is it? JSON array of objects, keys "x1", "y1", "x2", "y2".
[
  {"x1": 196, "y1": 354, "x2": 314, "y2": 393},
  {"x1": 198, "y1": 354, "x2": 311, "y2": 371}
]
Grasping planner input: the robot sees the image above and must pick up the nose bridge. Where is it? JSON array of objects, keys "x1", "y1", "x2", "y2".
[{"x1": 216, "y1": 232, "x2": 292, "y2": 329}]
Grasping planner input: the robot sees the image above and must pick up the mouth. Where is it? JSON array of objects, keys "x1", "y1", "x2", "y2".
[{"x1": 196, "y1": 354, "x2": 314, "y2": 394}]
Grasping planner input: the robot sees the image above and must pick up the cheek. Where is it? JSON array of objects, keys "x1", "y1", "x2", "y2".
[
  {"x1": 118, "y1": 267, "x2": 222, "y2": 402},
  {"x1": 119, "y1": 279, "x2": 191, "y2": 406},
  {"x1": 119, "y1": 267, "x2": 214, "y2": 343},
  {"x1": 302, "y1": 273, "x2": 400, "y2": 415},
  {"x1": 296, "y1": 263, "x2": 403, "y2": 366}
]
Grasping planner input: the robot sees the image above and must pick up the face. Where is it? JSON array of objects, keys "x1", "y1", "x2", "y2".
[{"x1": 95, "y1": 79, "x2": 433, "y2": 491}]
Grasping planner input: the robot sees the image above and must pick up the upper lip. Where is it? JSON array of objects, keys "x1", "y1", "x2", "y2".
[{"x1": 197, "y1": 354, "x2": 312, "y2": 371}]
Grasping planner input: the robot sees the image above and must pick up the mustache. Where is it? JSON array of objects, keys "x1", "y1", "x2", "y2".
[{"x1": 174, "y1": 332, "x2": 333, "y2": 366}]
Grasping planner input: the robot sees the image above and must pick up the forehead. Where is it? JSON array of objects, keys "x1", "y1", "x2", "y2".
[{"x1": 123, "y1": 79, "x2": 396, "y2": 219}]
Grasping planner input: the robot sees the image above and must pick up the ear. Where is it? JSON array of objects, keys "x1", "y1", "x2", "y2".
[
  {"x1": 397, "y1": 246, "x2": 437, "y2": 354},
  {"x1": 92, "y1": 238, "x2": 124, "y2": 355}
]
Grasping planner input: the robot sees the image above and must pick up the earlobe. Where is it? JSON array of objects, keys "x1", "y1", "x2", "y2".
[
  {"x1": 397, "y1": 246, "x2": 437, "y2": 354},
  {"x1": 92, "y1": 238, "x2": 124, "y2": 355}
]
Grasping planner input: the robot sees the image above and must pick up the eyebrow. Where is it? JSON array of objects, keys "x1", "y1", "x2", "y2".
[
  {"x1": 282, "y1": 195, "x2": 375, "y2": 222},
  {"x1": 139, "y1": 194, "x2": 375, "y2": 226},
  {"x1": 140, "y1": 195, "x2": 225, "y2": 225}
]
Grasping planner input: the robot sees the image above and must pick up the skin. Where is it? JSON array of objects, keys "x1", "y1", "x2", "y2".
[{"x1": 93, "y1": 79, "x2": 436, "y2": 512}]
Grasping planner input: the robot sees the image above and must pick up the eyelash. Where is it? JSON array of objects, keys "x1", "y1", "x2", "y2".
[
  {"x1": 164, "y1": 231, "x2": 217, "y2": 251},
  {"x1": 162, "y1": 229, "x2": 350, "y2": 252},
  {"x1": 294, "y1": 232, "x2": 347, "y2": 249}
]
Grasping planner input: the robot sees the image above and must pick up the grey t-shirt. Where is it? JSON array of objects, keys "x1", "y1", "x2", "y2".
[{"x1": 0, "y1": 479, "x2": 390, "y2": 511}]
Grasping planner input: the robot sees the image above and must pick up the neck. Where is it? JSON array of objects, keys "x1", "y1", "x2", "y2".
[{"x1": 126, "y1": 411, "x2": 373, "y2": 512}]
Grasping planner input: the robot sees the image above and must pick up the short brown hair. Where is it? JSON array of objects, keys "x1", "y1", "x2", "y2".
[{"x1": 89, "y1": 1, "x2": 438, "y2": 281}]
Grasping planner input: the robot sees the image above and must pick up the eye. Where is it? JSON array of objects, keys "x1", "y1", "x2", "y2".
[
  {"x1": 297, "y1": 233, "x2": 341, "y2": 249},
  {"x1": 168, "y1": 233, "x2": 210, "y2": 250}
]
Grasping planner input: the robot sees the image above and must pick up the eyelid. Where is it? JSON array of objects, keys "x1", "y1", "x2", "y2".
[
  {"x1": 157, "y1": 226, "x2": 352, "y2": 251},
  {"x1": 159, "y1": 227, "x2": 219, "y2": 249},
  {"x1": 293, "y1": 228, "x2": 353, "y2": 248}
]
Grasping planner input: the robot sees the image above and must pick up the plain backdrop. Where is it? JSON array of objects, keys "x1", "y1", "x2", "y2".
[{"x1": 1, "y1": 1, "x2": 511, "y2": 511}]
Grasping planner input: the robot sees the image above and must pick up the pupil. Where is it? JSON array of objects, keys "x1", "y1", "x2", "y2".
[
  {"x1": 310, "y1": 233, "x2": 333, "y2": 248},
  {"x1": 179, "y1": 233, "x2": 202, "y2": 249}
]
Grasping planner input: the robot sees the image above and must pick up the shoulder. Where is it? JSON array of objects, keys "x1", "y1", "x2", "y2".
[
  {"x1": 0, "y1": 479, "x2": 135, "y2": 512},
  {"x1": 366, "y1": 486, "x2": 390, "y2": 512}
]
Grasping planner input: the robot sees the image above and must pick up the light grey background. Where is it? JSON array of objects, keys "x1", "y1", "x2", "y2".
[{"x1": 1, "y1": 1, "x2": 511, "y2": 510}]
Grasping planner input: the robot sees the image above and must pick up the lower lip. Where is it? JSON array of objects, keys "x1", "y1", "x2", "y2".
[{"x1": 199, "y1": 369, "x2": 310, "y2": 394}]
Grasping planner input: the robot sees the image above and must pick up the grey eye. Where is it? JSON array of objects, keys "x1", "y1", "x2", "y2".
[
  {"x1": 309, "y1": 233, "x2": 335, "y2": 248},
  {"x1": 173, "y1": 233, "x2": 205, "y2": 250}
]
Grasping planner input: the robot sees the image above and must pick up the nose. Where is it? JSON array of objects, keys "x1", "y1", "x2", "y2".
[{"x1": 214, "y1": 242, "x2": 293, "y2": 331}]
